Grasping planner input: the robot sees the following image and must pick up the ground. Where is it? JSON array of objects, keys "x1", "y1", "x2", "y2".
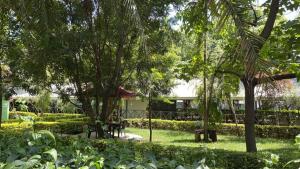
[{"x1": 125, "y1": 127, "x2": 300, "y2": 159}]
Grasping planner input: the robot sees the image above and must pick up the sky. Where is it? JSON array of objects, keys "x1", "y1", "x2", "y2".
[{"x1": 258, "y1": 0, "x2": 300, "y2": 20}]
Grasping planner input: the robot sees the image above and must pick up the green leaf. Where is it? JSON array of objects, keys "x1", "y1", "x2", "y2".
[
  {"x1": 3, "y1": 160, "x2": 25, "y2": 169},
  {"x1": 37, "y1": 130, "x2": 56, "y2": 146},
  {"x1": 43, "y1": 149, "x2": 58, "y2": 161},
  {"x1": 284, "y1": 159, "x2": 300, "y2": 168}
]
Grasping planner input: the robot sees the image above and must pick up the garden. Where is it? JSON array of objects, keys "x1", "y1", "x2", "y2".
[
  {"x1": 0, "y1": 112, "x2": 300, "y2": 168},
  {"x1": 0, "y1": 0, "x2": 300, "y2": 168}
]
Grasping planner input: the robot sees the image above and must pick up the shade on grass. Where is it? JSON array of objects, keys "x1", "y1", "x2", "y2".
[{"x1": 125, "y1": 128, "x2": 299, "y2": 159}]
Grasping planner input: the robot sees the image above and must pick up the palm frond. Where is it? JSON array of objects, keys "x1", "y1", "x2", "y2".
[
  {"x1": 123, "y1": 0, "x2": 148, "y2": 56},
  {"x1": 216, "y1": 0, "x2": 268, "y2": 79}
]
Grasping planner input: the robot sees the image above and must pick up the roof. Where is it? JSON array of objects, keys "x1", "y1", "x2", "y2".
[
  {"x1": 168, "y1": 79, "x2": 201, "y2": 98},
  {"x1": 167, "y1": 78, "x2": 300, "y2": 99}
]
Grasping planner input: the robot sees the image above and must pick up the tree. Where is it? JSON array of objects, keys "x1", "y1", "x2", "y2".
[
  {"x1": 0, "y1": 2, "x2": 17, "y2": 127},
  {"x1": 7, "y1": 0, "x2": 183, "y2": 124},
  {"x1": 137, "y1": 43, "x2": 180, "y2": 142},
  {"x1": 215, "y1": 0, "x2": 300, "y2": 152},
  {"x1": 180, "y1": 0, "x2": 240, "y2": 142},
  {"x1": 181, "y1": 0, "x2": 299, "y2": 151}
]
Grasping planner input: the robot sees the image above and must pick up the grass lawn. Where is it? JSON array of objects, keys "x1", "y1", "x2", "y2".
[{"x1": 125, "y1": 127, "x2": 300, "y2": 158}]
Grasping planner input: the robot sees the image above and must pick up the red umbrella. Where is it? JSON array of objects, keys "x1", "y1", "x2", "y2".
[{"x1": 116, "y1": 86, "x2": 135, "y2": 98}]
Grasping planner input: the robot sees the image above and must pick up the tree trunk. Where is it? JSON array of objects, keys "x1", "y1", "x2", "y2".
[
  {"x1": 95, "y1": 94, "x2": 100, "y2": 116},
  {"x1": 203, "y1": 71, "x2": 208, "y2": 142},
  {"x1": 202, "y1": 0, "x2": 209, "y2": 142},
  {"x1": 101, "y1": 95, "x2": 109, "y2": 123},
  {"x1": 149, "y1": 92, "x2": 152, "y2": 142},
  {"x1": 227, "y1": 95, "x2": 239, "y2": 134},
  {"x1": 243, "y1": 80, "x2": 257, "y2": 152},
  {"x1": 0, "y1": 64, "x2": 2, "y2": 128},
  {"x1": 227, "y1": 94, "x2": 238, "y2": 124}
]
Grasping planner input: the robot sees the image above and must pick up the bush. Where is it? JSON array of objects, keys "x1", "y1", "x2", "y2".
[
  {"x1": 9, "y1": 111, "x2": 37, "y2": 118},
  {"x1": 127, "y1": 119, "x2": 300, "y2": 139},
  {"x1": 0, "y1": 129, "x2": 295, "y2": 169},
  {"x1": 229, "y1": 109, "x2": 300, "y2": 115},
  {"x1": 4, "y1": 111, "x2": 90, "y2": 135},
  {"x1": 35, "y1": 115, "x2": 87, "y2": 122},
  {"x1": 33, "y1": 120, "x2": 88, "y2": 134},
  {"x1": 224, "y1": 109, "x2": 300, "y2": 125},
  {"x1": 9, "y1": 111, "x2": 86, "y2": 121},
  {"x1": 1, "y1": 122, "x2": 33, "y2": 130}
]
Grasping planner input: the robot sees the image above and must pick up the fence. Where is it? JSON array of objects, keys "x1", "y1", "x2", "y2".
[{"x1": 125, "y1": 110, "x2": 201, "y2": 121}]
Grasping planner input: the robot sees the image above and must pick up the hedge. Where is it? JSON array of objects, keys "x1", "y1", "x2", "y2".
[
  {"x1": 91, "y1": 140, "x2": 297, "y2": 169},
  {"x1": 127, "y1": 118, "x2": 300, "y2": 139},
  {"x1": 33, "y1": 120, "x2": 88, "y2": 134},
  {"x1": 1, "y1": 122, "x2": 33, "y2": 130},
  {"x1": 1, "y1": 120, "x2": 90, "y2": 134},
  {"x1": 234, "y1": 109, "x2": 300, "y2": 115},
  {"x1": 9, "y1": 111, "x2": 37, "y2": 118},
  {"x1": 3, "y1": 112, "x2": 91, "y2": 134}
]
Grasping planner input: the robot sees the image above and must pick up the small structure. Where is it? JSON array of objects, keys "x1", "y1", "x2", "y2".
[
  {"x1": 106, "y1": 87, "x2": 135, "y2": 138},
  {"x1": 1, "y1": 98, "x2": 10, "y2": 121}
]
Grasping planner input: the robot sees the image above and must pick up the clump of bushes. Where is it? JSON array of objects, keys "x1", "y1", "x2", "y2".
[
  {"x1": 0, "y1": 130, "x2": 295, "y2": 169},
  {"x1": 4, "y1": 111, "x2": 90, "y2": 135},
  {"x1": 127, "y1": 118, "x2": 300, "y2": 139}
]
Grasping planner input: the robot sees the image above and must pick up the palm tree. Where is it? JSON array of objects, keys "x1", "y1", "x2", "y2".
[{"x1": 216, "y1": 0, "x2": 297, "y2": 152}]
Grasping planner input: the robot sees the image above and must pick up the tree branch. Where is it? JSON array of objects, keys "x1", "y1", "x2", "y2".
[
  {"x1": 259, "y1": 0, "x2": 280, "y2": 40},
  {"x1": 254, "y1": 73, "x2": 297, "y2": 85}
]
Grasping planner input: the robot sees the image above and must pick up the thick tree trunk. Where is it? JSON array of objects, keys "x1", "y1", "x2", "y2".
[
  {"x1": 81, "y1": 98, "x2": 94, "y2": 119},
  {"x1": 243, "y1": 80, "x2": 257, "y2": 152},
  {"x1": 101, "y1": 95, "x2": 109, "y2": 123}
]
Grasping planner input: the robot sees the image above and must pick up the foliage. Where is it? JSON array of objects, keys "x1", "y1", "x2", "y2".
[
  {"x1": 57, "y1": 100, "x2": 78, "y2": 114},
  {"x1": 9, "y1": 112, "x2": 37, "y2": 118},
  {"x1": 35, "y1": 91, "x2": 51, "y2": 113},
  {"x1": 0, "y1": 130, "x2": 212, "y2": 169},
  {"x1": 6, "y1": 111, "x2": 90, "y2": 134},
  {"x1": 1, "y1": 112, "x2": 299, "y2": 168},
  {"x1": 15, "y1": 98, "x2": 28, "y2": 112},
  {"x1": 1, "y1": 129, "x2": 299, "y2": 169}
]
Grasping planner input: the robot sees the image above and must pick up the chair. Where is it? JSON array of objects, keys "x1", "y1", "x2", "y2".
[
  {"x1": 87, "y1": 124, "x2": 96, "y2": 138},
  {"x1": 119, "y1": 120, "x2": 127, "y2": 136}
]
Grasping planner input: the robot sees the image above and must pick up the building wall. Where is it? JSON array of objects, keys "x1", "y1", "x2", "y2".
[
  {"x1": 122, "y1": 98, "x2": 148, "y2": 118},
  {"x1": 123, "y1": 98, "x2": 148, "y2": 111}
]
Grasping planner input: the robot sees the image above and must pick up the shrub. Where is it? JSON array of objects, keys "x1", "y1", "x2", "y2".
[
  {"x1": 9, "y1": 111, "x2": 37, "y2": 118},
  {"x1": 35, "y1": 115, "x2": 87, "y2": 122},
  {"x1": 35, "y1": 90, "x2": 51, "y2": 113},
  {"x1": 4, "y1": 112, "x2": 90, "y2": 135},
  {"x1": 127, "y1": 119, "x2": 300, "y2": 139},
  {"x1": 33, "y1": 120, "x2": 88, "y2": 134},
  {"x1": 0, "y1": 129, "x2": 295, "y2": 169},
  {"x1": 1, "y1": 122, "x2": 33, "y2": 130},
  {"x1": 9, "y1": 111, "x2": 86, "y2": 121}
]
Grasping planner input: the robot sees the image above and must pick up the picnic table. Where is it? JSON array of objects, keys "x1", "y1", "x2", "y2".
[
  {"x1": 87, "y1": 120, "x2": 127, "y2": 138},
  {"x1": 108, "y1": 122, "x2": 122, "y2": 138}
]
